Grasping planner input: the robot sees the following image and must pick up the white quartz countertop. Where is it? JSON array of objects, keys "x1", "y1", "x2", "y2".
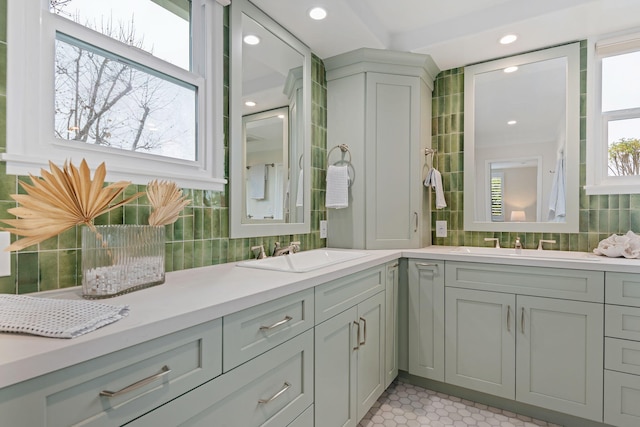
[{"x1": 2, "y1": 245, "x2": 639, "y2": 389}]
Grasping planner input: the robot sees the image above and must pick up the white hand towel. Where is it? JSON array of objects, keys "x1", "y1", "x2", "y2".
[
  {"x1": 248, "y1": 164, "x2": 266, "y2": 200},
  {"x1": 325, "y1": 165, "x2": 349, "y2": 209},
  {"x1": 296, "y1": 169, "x2": 304, "y2": 207},
  {"x1": 424, "y1": 168, "x2": 447, "y2": 209},
  {"x1": 548, "y1": 156, "x2": 566, "y2": 221}
]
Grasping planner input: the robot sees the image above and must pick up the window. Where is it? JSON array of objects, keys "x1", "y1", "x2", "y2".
[
  {"x1": 490, "y1": 172, "x2": 505, "y2": 222},
  {"x1": 6, "y1": 0, "x2": 228, "y2": 191},
  {"x1": 586, "y1": 31, "x2": 640, "y2": 194}
]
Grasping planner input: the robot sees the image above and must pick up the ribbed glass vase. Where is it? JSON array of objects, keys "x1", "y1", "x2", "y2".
[{"x1": 81, "y1": 225, "x2": 165, "y2": 299}]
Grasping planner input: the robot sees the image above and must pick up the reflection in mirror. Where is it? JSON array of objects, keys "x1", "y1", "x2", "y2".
[
  {"x1": 244, "y1": 108, "x2": 288, "y2": 222},
  {"x1": 230, "y1": 0, "x2": 311, "y2": 238},
  {"x1": 464, "y1": 43, "x2": 580, "y2": 233}
]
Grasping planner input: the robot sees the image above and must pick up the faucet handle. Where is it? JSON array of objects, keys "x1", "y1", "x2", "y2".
[
  {"x1": 484, "y1": 237, "x2": 500, "y2": 248},
  {"x1": 290, "y1": 241, "x2": 301, "y2": 253},
  {"x1": 251, "y1": 245, "x2": 266, "y2": 259},
  {"x1": 537, "y1": 239, "x2": 556, "y2": 250}
]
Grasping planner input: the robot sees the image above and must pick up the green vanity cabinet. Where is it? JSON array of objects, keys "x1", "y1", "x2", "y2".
[
  {"x1": 0, "y1": 319, "x2": 223, "y2": 427},
  {"x1": 444, "y1": 262, "x2": 604, "y2": 422},
  {"x1": 604, "y1": 272, "x2": 640, "y2": 427},
  {"x1": 407, "y1": 259, "x2": 445, "y2": 381},
  {"x1": 315, "y1": 265, "x2": 387, "y2": 427}
]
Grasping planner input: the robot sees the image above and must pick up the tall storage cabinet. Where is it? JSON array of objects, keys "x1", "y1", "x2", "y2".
[{"x1": 325, "y1": 49, "x2": 439, "y2": 249}]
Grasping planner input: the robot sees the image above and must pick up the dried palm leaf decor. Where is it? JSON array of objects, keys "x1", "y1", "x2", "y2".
[
  {"x1": 0, "y1": 159, "x2": 143, "y2": 252},
  {"x1": 0, "y1": 159, "x2": 191, "y2": 298}
]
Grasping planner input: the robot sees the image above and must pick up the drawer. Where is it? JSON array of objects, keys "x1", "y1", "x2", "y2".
[
  {"x1": 605, "y1": 337, "x2": 640, "y2": 375},
  {"x1": 606, "y1": 272, "x2": 640, "y2": 307},
  {"x1": 0, "y1": 318, "x2": 222, "y2": 427},
  {"x1": 445, "y1": 261, "x2": 604, "y2": 302},
  {"x1": 606, "y1": 304, "x2": 640, "y2": 341},
  {"x1": 604, "y1": 370, "x2": 640, "y2": 427},
  {"x1": 315, "y1": 265, "x2": 385, "y2": 323},
  {"x1": 128, "y1": 329, "x2": 314, "y2": 427},
  {"x1": 223, "y1": 288, "x2": 314, "y2": 371}
]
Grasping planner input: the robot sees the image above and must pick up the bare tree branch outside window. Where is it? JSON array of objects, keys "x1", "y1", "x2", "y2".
[{"x1": 52, "y1": 2, "x2": 196, "y2": 161}]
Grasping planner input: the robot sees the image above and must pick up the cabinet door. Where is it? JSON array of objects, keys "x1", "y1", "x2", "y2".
[
  {"x1": 365, "y1": 72, "x2": 422, "y2": 249},
  {"x1": 445, "y1": 287, "x2": 516, "y2": 399},
  {"x1": 408, "y1": 260, "x2": 445, "y2": 380},
  {"x1": 385, "y1": 261, "x2": 399, "y2": 388},
  {"x1": 516, "y1": 296, "x2": 603, "y2": 422},
  {"x1": 356, "y1": 291, "x2": 386, "y2": 420},
  {"x1": 315, "y1": 306, "x2": 358, "y2": 427}
]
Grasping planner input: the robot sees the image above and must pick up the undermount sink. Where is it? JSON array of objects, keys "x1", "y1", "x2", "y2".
[
  {"x1": 450, "y1": 246, "x2": 602, "y2": 261},
  {"x1": 236, "y1": 249, "x2": 369, "y2": 273}
]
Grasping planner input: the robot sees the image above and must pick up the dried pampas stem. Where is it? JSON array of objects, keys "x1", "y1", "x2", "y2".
[{"x1": 147, "y1": 180, "x2": 191, "y2": 226}]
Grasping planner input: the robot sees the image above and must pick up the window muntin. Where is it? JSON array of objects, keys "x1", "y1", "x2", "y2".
[{"x1": 55, "y1": 33, "x2": 197, "y2": 161}]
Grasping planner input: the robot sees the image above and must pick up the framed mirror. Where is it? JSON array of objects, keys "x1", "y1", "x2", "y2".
[
  {"x1": 463, "y1": 43, "x2": 580, "y2": 232},
  {"x1": 230, "y1": 0, "x2": 311, "y2": 238}
]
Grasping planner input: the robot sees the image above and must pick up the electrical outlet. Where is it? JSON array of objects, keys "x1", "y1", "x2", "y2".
[
  {"x1": 435, "y1": 220, "x2": 447, "y2": 238},
  {"x1": 320, "y1": 220, "x2": 328, "y2": 238}
]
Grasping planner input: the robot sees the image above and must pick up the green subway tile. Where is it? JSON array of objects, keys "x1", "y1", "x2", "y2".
[
  {"x1": 38, "y1": 251, "x2": 58, "y2": 291},
  {"x1": 39, "y1": 236, "x2": 58, "y2": 251},
  {"x1": 164, "y1": 243, "x2": 173, "y2": 272},
  {"x1": 212, "y1": 208, "x2": 221, "y2": 238},
  {"x1": 59, "y1": 249, "x2": 77, "y2": 288},
  {"x1": 193, "y1": 240, "x2": 203, "y2": 268},
  {"x1": 173, "y1": 216, "x2": 184, "y2": 241},
  {"x1": 631, "y1": 209, "x2": 640, "y2": 232},
  {"x1": 0, "y1": 1, "x2": 6, "y2": 43},
  {"x1": 17, "y1": 252, "x2": 38, "y2": 294},
  {"x1": 194, "y1": 208, "x2": 204, "y2": 240},
  {"x1": 171, "y1": 241, "x2": 185, "y2": 271},
  {"x1": 0, "y1": 42, "x2": 5, "y2": 96}
]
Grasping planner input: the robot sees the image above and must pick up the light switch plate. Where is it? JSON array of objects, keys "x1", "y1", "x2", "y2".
[
  {"x1": 435, "y1": 220, "x2": 447, "y2": 238},
  {"x1": 0, "y1": 232, "x2": 11, "y2": 276},
  {"x1": 320, "y1": 220, "x2": 328, "y2": 238}
]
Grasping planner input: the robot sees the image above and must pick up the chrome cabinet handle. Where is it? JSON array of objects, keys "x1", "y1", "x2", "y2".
[
  {"x1": 359, "y1": 317, "x2": 367, "y2": 346},
  {"x1": 100, "y1": 365, "x2": 170, "y2": 398},
  {"x1": 353, "y1": 321, "x2": 360, "y2": 350},
  {"x1": 259, "y1": 315, "x2": 293, "y2": 331},
  {"x1": 258, "y1": 382, "x2": 291, "y2": 404},
  {"x1": 521, "y1": 307, "x2": 525, "y2": 334},
  {"x1": 414, "y1": 212, "x2": 419, "y2": 232},
  {"x1": 391, "y1": 262, "x2": 399, "y2": 268},
  {"x1": 416, "y1": 262, "x2": 438, "y2": 267},
  {"x1": 507, "y1": 305, "x2": 511, "y2": 332}
]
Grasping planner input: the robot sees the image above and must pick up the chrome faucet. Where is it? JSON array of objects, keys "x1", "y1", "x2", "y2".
[
  {"x1": 537, "y1": 239, "x2": 556, "y2": 250},
  {"x1": 250, "y1": 244, "x2": 267, "y2": 259},
  {"x1": 514, "y1": 237, "x2": 522, "y2": 250},
  {"x1": 272, "y1": 241, "x2": 301, "y2": 257},
  {"x1": 484, "y1": 237, "x2": 500, "y2": 248}
]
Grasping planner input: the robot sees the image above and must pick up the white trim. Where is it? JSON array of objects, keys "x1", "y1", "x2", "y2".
[{"x1": 5, "y1": 0, "x2": 226, "y2": 191}]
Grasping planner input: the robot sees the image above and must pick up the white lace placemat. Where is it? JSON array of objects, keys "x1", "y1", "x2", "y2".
[{"x1": 0, "y1": 294, "x2": 129, "y2": 339}]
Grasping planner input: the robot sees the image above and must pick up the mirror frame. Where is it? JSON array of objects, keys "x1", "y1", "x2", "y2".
[
  {"x1": 230, "y1": 0, "x2": 311, "y2": 238},
  {"x1": 463, "y1": 43, "x2": 580, "y2": 233}
]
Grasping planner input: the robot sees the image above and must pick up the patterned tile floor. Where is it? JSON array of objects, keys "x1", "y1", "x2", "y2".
[{"x1": 358, "y1": 380, "x2": 563, "y2": 427}]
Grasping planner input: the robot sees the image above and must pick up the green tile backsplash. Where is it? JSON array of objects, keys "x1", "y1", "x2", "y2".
[
  {"x1": 430, "y1": 40, "x2": 640, "y2": 251},
  {"x1": 0, "y1": 4, "x2": 327, "y2": 294}
]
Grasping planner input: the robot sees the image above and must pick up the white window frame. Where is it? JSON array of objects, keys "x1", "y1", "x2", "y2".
[
  {"x1": 5, "y1": 0, "x2": 228, "y2": 191},
  {"x1": 586, "y1": 29, "x2": 640, "y2": 194}
]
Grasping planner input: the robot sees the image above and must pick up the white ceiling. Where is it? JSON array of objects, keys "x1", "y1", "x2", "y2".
[{"x1": 249, "y1": 0, "x2": 640, "y2": 70}]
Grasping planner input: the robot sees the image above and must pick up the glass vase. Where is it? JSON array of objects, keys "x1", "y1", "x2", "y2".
[{"x1": 82, "y1": 225, "x2": 165, "y2": 299}]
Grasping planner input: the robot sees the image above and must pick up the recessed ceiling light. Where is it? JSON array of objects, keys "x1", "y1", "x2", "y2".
[
  {"x1": 243, "y1": 35, "x2": 260, "y2": 45},
  {"x1": 504, "y1": 66, "x2": 518, "y2": 73},
  {"x1": 499, "y1": 34, "x2": 518, "y2": 45},
  {"x1": 309, "y1": 7, "x2": 327, "y2": 20},
  {"x1": 507, "y1": 120, "x2": 517, "y2": 125},
  {"x1": 245, "y1": 101, "x2": 256, "y2": 107}
]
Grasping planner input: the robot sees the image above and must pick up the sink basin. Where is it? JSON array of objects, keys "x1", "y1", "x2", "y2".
[
  {"x1": 450, "y1": 246, "x2": 601, "y2": 261},
  {"x1": 236, "y1": 249, "x2": 369, "y2": 273}
]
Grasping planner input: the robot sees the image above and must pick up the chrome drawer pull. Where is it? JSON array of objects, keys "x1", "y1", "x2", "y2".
[
  {"x1": 416, "y1": 263, "x2": 438, "y2": 267},
  {"x1": 99, "y1": 365, "x2": 170, "y2": 398},
  {"x1": 507, "y1": 305, "x2": 511, "y2": 332},
  {"x1": 258, "y1": 382, "x2": 291, "y2": 404},
  {"x1": 359, "y1": 317, "x2": 367, "y2": 346},
  {"x1": 259, "y1": 315, "x2": 293, "y2": 331},
  {"x1": 521, "y1": 307, "x2": 525, "y2": 334}
]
